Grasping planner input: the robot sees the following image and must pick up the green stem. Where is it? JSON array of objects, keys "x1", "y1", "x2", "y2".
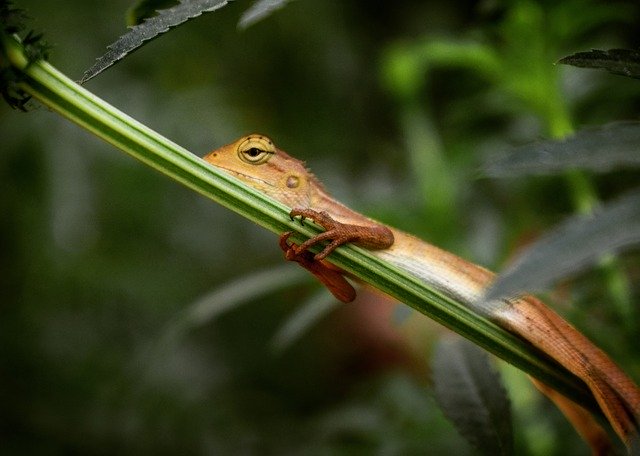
[{"x1": 1, "y1": 35, "x2": 601, "y2": 417}]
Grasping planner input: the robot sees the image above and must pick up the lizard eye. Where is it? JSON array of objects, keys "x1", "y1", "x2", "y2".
[{"x1": 237, "y1": 135, "x2": 275, "y2": 165}]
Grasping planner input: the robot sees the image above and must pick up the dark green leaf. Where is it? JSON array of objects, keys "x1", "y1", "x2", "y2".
[
  {"x1": 0, "y1": 4, "x2": 49, "y2": 110},
  {"x1": 550, "y1": 1, "x2": 637, "y2": 43},
  {"x1": 1, "y1": 0, "x2": 28, "y2": 35},
  {"x1": 154, "y1": 265, "x2": 310, "y2": 354},
  {"x1": 483, "y1": 122, "x2": 640, "y2": 176},
  {"x1": 182, "y1": 264, "x2": 308, "y2": 327},
  {"x1": 484, "y1": 189, "x2": 640, "y2": 301},
  {"x1": 80, "y1": 0, "x2": 231, "y2": 84},
  {"x1": 558, "y1": 48, "x2": 640, "y2": 79},
  {"x1": 238, "y1": 0, "x2": 291, "y2": 29},
  {"x1": 433, "y1": 337, "x2": 513, "y2": 456}
]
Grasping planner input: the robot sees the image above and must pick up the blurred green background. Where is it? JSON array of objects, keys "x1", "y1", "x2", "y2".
[{"x1": 2, "y1": 0, "x2": 640, "y2": 453}]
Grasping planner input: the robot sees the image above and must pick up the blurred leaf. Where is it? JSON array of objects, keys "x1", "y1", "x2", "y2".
[
  {"x1": 0, "y1": 4, "x2": 50, "y2": 110},
  {"x1": 127, "y1": 0, "x2": 180, "y2": 26},
  {"x1": 238, "y1": 0, "x2": 291, "y2": 29},
  {"x1": 80, "y1": 0, "x2": 231, "y2": 83},
  {"x1": 270, "y1": 290, "x2": 339, "y2": 352},
  {"x1": 0, "y1": 1, "x2": 28, "y2": 35},
  {"x1": 484, "y1": 189, "x2": 640, "y2": 301},
  {"x1": 433, "y1": 337, "x2": 513, "y2": 456},
  {"x1": 551, "y1": 1, "x2": 637, "y2": 42},
  {"x1": 558, "y1": 48, "x2": 640, "y2": 79},
  {"x1": 182, "y1": 264, "x2": 309, "y2": 327},
  {"x1": 146, "y1": 265, "x2": 311, "y2": 373},
  {"x1": 483, "y1": 122, "x2": 640, "y2": 176},
  {"x1": 380, "y1": 40, "x2": 501, "y2": 100}
]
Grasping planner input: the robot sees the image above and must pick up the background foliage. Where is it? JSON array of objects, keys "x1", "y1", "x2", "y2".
[{"x1": 1, "y1": 0, "x2": 639, "y2": 454}]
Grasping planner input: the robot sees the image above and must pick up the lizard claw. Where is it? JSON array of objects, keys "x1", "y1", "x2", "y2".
[
  {"x1": 279, "y1": 230, "x2": 293, "y2": 249},
  {"x1": 290, "y1": 208, "x2": 336, "y2": 229},
  {"x1": 290, "y1": 213, "x2": 306, "y2": 225},
  {"x1": 279, "y1": 231, "x2": 313, "y2": 262},
  {"x1": 289, "y1": 208, "x2": 353, "y2": 260},
  {"x1": 277, "y1": 230, "x2": 356, "y2": 303}
]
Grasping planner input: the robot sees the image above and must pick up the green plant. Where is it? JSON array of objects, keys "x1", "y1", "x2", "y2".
[{"x1": 2, "y1": 1, "x2": 639, "y2": 454}]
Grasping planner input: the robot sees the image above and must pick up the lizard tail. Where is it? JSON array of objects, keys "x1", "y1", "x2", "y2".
[
  {"x1": 494, "y1": 295, "x2": 640, "y2": 447},
  {"x1": 530, "y1": 377, "x2": 613, "y2": 455}
]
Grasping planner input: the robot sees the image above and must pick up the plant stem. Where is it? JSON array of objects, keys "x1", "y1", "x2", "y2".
[{"x1": 1, "y1": 35, "x2": 601, "y2": 417}]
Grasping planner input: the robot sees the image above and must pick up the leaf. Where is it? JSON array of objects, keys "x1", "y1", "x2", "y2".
[
  {"x1": 0, "y1": 5, "x2": 50, "y2": 110},
  {"x1": 1, "y1": 0, "x2": 28, "y2": 35},
  {"x1": 483, "y1": 122, "x2": 640, "y2": 176},
  {"x1": 238, "y1": 0, "x2": 291, "y2": 29},
  {"x1": 181, "y1": 264, "x2": 308, "y2": 327},
  {"x1": 551, "y1": 1, "x2": 637, "y2": 43},
  {"x1": 139, "y1": 265, "x2": 311, "y2": 373},
  {"x1": 558, "y1": 48, "x2": 640, "y2": 79},
  {"x1": 484, "y1": 189, "x2": 640, "y2": 301},
  {"x1": 433, "y1": 337, "x2": 513, "y2": 456},
  {"x1": 270, "y1": 290, "x2": 339, "y2": 352},
  {"x1": 80, "y1": 0, "x2": 232, "y2": 83},
  {"x1": 127, "y1": 0, "x2": 180, "y2": 26}
]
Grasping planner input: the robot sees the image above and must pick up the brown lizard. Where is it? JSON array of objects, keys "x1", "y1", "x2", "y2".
[{"x1": 204, "y1": 134, "x2": 640, "y2": 450}]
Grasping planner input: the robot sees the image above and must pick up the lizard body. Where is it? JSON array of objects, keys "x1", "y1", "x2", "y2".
[{"x1": 204, "y1": 134, "x2": 640, "y2": 448}]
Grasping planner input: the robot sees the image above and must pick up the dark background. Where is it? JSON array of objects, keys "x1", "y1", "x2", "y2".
[{"x1": 2, "y1": 0, "x2": 639, "y2": 453}]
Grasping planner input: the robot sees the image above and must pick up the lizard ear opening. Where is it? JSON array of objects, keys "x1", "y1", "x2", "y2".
[{"x1": 237, "y1": 135, "x2": 276, "y2": 165}]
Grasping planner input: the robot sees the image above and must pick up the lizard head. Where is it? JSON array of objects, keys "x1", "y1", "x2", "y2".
[{"x1": 203, "y1": 134, "x2": 317, "y2": 207}]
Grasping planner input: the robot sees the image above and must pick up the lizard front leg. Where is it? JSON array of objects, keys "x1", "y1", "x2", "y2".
[
  {"x1": 289, "y1": 208, "x2": 394, "y2": 260},
  {"x1": 278, "y1": 208, "x2": 393, "y2": 302}
]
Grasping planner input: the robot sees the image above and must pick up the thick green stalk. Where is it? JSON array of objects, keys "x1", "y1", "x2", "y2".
[{"x1": 1, "y1": 36, "x2": 600, "y2": 416}]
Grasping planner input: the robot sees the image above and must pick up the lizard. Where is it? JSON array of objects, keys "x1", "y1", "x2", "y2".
[{"x1": 203, "y1": 133, "x2": 640, "y2": 450}]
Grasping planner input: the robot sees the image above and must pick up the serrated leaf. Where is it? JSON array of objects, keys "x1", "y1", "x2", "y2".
[
  {"x1": 80, "y1": 0, "x2": 232, "y2": 83},
  {"x1": 1, "y1": 1, "x2": 28, "y2": 35},
  {"x1": 433, "y1": 337, "x2": 513, "y2": 456},
  {"x1": 558, "y1": 48, "x2": 640, "y2": 79},
  {"x1": 238, "y1": 0, "x2": 291, "y2": 29},
  {"x1": 483, "y1": 122, "x2": 640, "y2": 176},
  {"x1": 127, "y1": 0, "x2": 180, "y2": 26},
  {"x1": 484, "y1": 189, "x2": 640, "y2": 301}
]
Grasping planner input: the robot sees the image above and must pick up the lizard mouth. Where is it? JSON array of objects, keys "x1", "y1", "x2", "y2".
[{"x1": 214, "y1": 165, "x2": 276, "y2": 188}]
